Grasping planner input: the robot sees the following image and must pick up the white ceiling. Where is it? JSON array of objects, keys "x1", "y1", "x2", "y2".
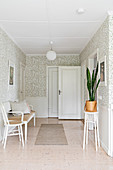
[{"x1": 0, "y1": 0, "x2": 113, "y2": 55}]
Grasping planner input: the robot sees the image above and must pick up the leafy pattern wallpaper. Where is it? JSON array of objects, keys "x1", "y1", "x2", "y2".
[
  {"x1": 25, "y1": 55, "x2": 80, "y2": 97},
  {"x1": 0, "y1": 27, "x2": 26, "y2": 140},
  {"x1": 0, "y1": 28, "x2": 26, "y2": 102},
  {"x1": 80, "y1": 15, "x2": 113, "y2": 106},
  {"x1": 80, "y1": 17, "x2": 109, "y2": 106},
  {"x1": 109, "y1": 15, "x2": 113, "y2": 104}
]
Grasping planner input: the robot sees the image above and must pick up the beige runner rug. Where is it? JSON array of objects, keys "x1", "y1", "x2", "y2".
[{"x1": 35, "y1": 124, "x2": 68, "y2": 145}]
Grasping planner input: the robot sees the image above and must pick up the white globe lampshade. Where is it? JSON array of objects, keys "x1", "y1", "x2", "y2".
[{"x1": 46, "y1": 50, "x2": 56, "y2": 60}]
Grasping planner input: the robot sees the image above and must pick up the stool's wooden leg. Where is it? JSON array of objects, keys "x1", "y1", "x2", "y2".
[
  {"x1": 86, "y1": 122, "x2": 88, "y2": 145},
  {"x1": 83, "y1": 120, "x2": 86, "y2": 150},
  {"x1": 97, "y1": 119, "x2": 100, "y2": 147},
  {"x1": 95, "y1": 123, "x2": 97, "y2": 151}
]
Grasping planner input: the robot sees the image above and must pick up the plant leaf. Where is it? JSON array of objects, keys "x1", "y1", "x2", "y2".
[
  {"x1": 94, "y1": 79, "x2": 100, "y2": 96},
  {"x1": 86, "y1": 68, "x2": 92, "y2": 101},
  {"x1": 94, "y1": 63, "x2": 99, "y2": 83},
  {"x1": 86, "y1": 63, "x2": 100, "y2": 101},
  {"x1": 92, "y1": 70, "x2": 95, "y2": 100}
]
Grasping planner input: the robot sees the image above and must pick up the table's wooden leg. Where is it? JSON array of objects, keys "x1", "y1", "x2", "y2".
[
  {"x1": 20, "y1": 125, "x2": 24, "y2": 147},
  {"x1": 25, "y1": 122, "x2": 27, "y2": 144},
  {"x1": 34, "y1": 114, "x2": 35, "y2": 127}
]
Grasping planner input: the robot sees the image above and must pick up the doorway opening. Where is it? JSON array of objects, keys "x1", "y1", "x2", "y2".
[
  {"x1": 81, "y1": 60, "x2": 86, "y2": 118},
  {"x1": 48, "y1": 67, "x2": 58, "y2": 118},
  {"x1": 48, "y1": 66, "x2": 81, "y2": 119}
]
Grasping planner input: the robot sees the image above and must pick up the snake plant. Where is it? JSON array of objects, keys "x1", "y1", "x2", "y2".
[{"x1": 86, "y1": 63, "x2": 100, "y2": 101}]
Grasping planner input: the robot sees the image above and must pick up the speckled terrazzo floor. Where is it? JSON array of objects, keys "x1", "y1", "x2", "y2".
[{"x1": 0, "y1": 118, "x2": 113, "y2": 170}]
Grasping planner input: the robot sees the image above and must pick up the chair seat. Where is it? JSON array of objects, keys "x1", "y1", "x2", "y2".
[
  {"x1": 30, "y1": 110, "x2": 35, "y2": 114},
  {"x1": 9, "y1": 120, "x2": 22, "y2": 125},
  {"x1": 9, "y1": 112, "x2": 35, "y2": 122}
]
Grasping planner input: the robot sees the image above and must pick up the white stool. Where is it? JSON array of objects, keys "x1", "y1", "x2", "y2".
[{"x1": 83, "y1": 111, "x2": 100, "y2": 151}]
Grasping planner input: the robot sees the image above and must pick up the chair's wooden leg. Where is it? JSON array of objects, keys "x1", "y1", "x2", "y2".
[
  {"x1": 4, "y1": 126, "x2": 8, "y2": 149},
  {"x1": 83, "y1": 120, "x2": 86, "y2": 150},
  {"x1": 25, "y1": 122, "x2": 27, "y2": 143},
  {"x1": 2, "y1": 126, "x2": 6, "y2": 144},
  {"x1": 20, "y1": 125, "x2": 24, "y2": 148},
  {"x1": 34, "y1": 114, "x2": 35, "y2": 127}
]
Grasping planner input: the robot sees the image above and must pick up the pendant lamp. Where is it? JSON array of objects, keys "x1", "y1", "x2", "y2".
[{"x1": 46, "y1": 41, "x2": 56, "y2": 60}]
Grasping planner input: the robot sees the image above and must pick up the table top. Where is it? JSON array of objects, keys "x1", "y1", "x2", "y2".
[{"x1": 84, "y1": 111, "x2": 98, "y2": 114}]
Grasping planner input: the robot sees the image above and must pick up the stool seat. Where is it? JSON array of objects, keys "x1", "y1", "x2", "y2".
[{"x1": 83, "y1": 111, "x2": 100, "y2": 151}]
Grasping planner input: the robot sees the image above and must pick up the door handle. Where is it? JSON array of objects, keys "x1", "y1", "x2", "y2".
[{"x1": 59, "y1": 90, "x2": 62, "y2": 95}]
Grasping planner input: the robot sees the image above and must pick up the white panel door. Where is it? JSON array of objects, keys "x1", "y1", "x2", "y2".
[
  {"x1": 58, "y1": 66, "x2": 81, "y2": 119},
  {"x1": 48, "y1": 67, "x2": 58, "y2": 117}
]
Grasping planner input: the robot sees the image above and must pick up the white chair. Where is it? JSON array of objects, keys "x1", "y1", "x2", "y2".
[
  {"x1": 1, "y1": 102, "x2": 24, "y2": 149},
  {"x1": 83, "y1": 111, "x2": 100, "y2": 151},
  {"x1": 9, "y1": 104, "x2": 35, "y2": 143}
]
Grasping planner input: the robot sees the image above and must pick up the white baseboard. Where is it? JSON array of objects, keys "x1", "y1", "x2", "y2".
[
  {"x1": 59, "y1": 116, "x2": 82, "y2": 119},
  {"x1": 100, "y1": 140, "x2": 109, "y2": 155},
  {"x1": 108, "y1": 149, "x2": 113, "y2": 157},
  {"x1": 36, "y1": 115, "x2": 48, "y2": 118},
  {"x1": 88, "y1": 131, "x2": 109, "y2": 156},
  {"x1": 48, "y1": 115, "x2": 58, "y2": 118}
]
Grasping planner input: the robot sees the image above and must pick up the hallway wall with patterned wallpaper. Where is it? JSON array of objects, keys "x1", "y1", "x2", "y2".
[
  {"x1": 80, "y1": 15, "x2": 113, "y2": 156},
  {"x1": 0, "y1": 27, "x2": 26, "y2": 140},
  {"x1": 25, "y1": 55, "x2": 80, "y2": 97}
]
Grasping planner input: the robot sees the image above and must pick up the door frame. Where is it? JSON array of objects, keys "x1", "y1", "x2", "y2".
[
  {"x1": 47, "y1": 66, "x2": 82, "y2": 119},
  {"x1": 81, "y1": 60, "x2": 86, "y2": 118},
  {"x1": 20, "y1": 62, "x2": 25, "y2": 101},
  {"x1": 47, "y1": 66, "x2": 58, "y2": 118},
  {"x1": 58, "y1": 66, "x2": 81, "y2": 119}
]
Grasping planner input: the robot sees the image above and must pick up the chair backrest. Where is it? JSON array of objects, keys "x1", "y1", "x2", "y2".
[{"x1": 0, "y1": 102, "x2": 9, "y2": 125}]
